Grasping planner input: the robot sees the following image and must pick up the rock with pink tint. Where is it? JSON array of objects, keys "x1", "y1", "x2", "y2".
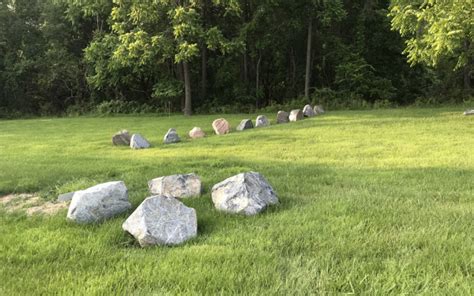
[
  {"x1": 189, "y1": 127, "x2": 206, "y2": 139},
  {"x1": 212, "y1": 118, "x2": 230, "y2": 135}
]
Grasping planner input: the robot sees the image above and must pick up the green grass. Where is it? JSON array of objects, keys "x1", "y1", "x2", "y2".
[{"x1": 0, "y1": 108, "x2": 473, "y2": 295}]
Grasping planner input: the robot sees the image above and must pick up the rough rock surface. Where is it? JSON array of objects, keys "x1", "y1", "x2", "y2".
[
  {"x1": 112, "y1": 130, "x2": 131, "y2": 146},
  {"x1": 255, "y1": 115, "x2": 270, "y2": 127},
  {"x1": 314, "y1": 105, "x2": 325, "y2": 114},
  {"x1": 303, "y1": 104, "x2": 316, "y2": 117},
  {"x1": 148, "y1": 173, "x2": 202, "y2": 198},
  {"x1": 57, "y1": 192, "x2": 75, "y2": 202},
  {"x1": 236, "y1": 119, "x2": 254, "y2": 131},
  {"x1": 276, "y1": 111, "x2": 289, "y2": 124},
  {"x1": 464, "y1": 109, "x2": 474, "y2": 116},
  {"x1": 130, "y1": 134, "x2": 151, "y2": 149},
  {"x1": 289, "y1": 109, "x2": 303, "y2": 122},
  {"x1": 67, "y1": 181, "x2": 131, "y2": 224},
  {"x1": 212, "y1": 118, "x2": 230, "y2": 135},
  {"x1": 122, "y1": 196, "x2": 197, "y2": 247},
  {"x1": 211, "y1": 172, "x2": 278, "y2": 216},
  {"x1": 189, "y1": 127, "x2": 205, "y2": 139},
  {"x1": 163, "y1": 128, "x2": 181, "y2": 144}
]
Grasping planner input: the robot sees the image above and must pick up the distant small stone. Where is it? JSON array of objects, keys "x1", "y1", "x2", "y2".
[
  {"x1": 148, "y1": 173, "x2": 202, "y2": 199},
  {"x1": 57, "y1": 192, "x2": 75, "y2": 202},
  {"x1": 303, "y1": 104, "x2": 316, "y2": 117},
  {"x1": 163, "y1": 128, "x2": 181, "y2": 144},
  {"x1": 212, "y1": 118, "x2": 230, "y2": 135},
  {"x1": 289, "y1": 109, "x2": 303, "y2": 122},
  {"x1": 112, "y1": 130, "x2": 131, "y2": 146},
  {"x1": 236, "y1": 119, "x2": 254, "y2": 131},
  {"x1": 464, "y1": 109, "x2": 474, "y2": 116},
  {"x1": 255, "y1": 115, "x2": 269, "y2": 127},
  {"x1": 122, "y1": 195, "x2": 197, "y2": 247},
  {"x1": 189, "y1": 127, "x2": 205, "y2": 139},
  {"x1": 67, "y1": 181, "x2": 131, "y2": 224},
  {"x1": 276, "y1": 111, "x2": 289, "y2": 124},
  {"x1": 130, "y1": 134, "x2": 151, "y2": 149},
  {"x1": 314, "y1": 105, "x2": 325, "y2": 114},
  {"x1": 211, "y1": 172, "x2": 278, "y2": 216}
]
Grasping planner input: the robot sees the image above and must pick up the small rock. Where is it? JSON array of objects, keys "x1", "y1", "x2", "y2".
[
  {"x1": 276, "y1": 111, "x2": 289, "y2": 124},
  {"x1": 314, "y1": 105, "x2": 325, "y2": 114},
  {"x1": 189, "y1": 127, "x2": 205, "y2": 139},
  {"x1": 303, "y1": 104, "x2": 316, "y2": 117},
  {"x1": 67, "y1": 181, "x2": 131, "y2": 224},
  {"x1": 236, "y1": 119, "x2": 254, "y2": 131},
  {"x1": 112, "y1": 130, "x2": 131, "y2": 146},
  {"x1": 464, "y1": 109, "x2": 474, "y2": 116},
  {"x1": 211, "y1": 172, "x2": 278, "y2": 216},
  {"x1": 255, "y1": 115, "x2": 270, "y2": 127},
  {"x1": 148, "y1": 173, "x2": 202, "y2": 198},
  {"x1": 122, "y1": 196, "x2": 197, "y2": 247},
  {"x1": 163, "y1": 128, "x2": 181, "y2": 144},
  {"x1": 130, "y1": 134, "x2": 151, "y2": 149},
  {"x1": 289, "y1": 109, "x2": 303, "y2": 122},
  {"x1": 212, "y1": 118, "x2": 230, "y2": 135},
  {"x1": 57, "y1": 192, "x2": 75, "y2": 202}
]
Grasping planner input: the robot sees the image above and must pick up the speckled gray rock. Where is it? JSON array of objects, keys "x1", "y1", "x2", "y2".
[
  {"x1": 255, "y1": 115, "x2": 269, "y2": 127},
  {"x1": 57, "y1": 192, "x2": 75, "y2": 202},
  {"x1": 276, "y1": 111, "x2": 289, "y2": 124},
  {"x1": 148, "y1": 173, "x2": 201, "y2": 198},
  {"x1": 112, "y1": 130, "x2": 131, "y2": 146},
  {"x1": 130, "y1": 134, "x2": 151, "y2": 149},
  {"x1": 464, "y1": 109, "x2": 474, "y2": 116},
  {"x1": 289, "y1": 109, "x2": 303, "y2": 122},
  {"x1": 211, "y1": 172, "x2": 278, "y2": 216},
  {"x1": 236, "y1": 119, "x2": 254, "y2": 131},
  {"x1": 122, "y1": 196, "x2": 197, "y2": 247},
  {"x1": 303, "y1": 104, "x2": 315, "y2": 117},
  {"x1": 314, "y1": 105, "x2": 325, "y2": 114},
  {"x1": 163, "y1": 128, "x2": 181, "y2": 144},
  {"x1": 67, "y1": 181, "x2": 131, "y2": 224}
]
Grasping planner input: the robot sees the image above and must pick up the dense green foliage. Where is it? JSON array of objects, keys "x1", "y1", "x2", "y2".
[
  {"x1": 0, "y1": 0, "x2": 472, "y2": 116},
  {"x1": 1, "y1": 108, "x2": 473, "y2": 294}
]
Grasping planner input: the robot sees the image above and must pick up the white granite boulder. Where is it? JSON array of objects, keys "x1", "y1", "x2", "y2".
[
  {"x1": 211, "y1": 172, "x2": 278, "y2": 216},
  {"x1": 255, "y1": 115, "x2": 269, "y2": 127},
  {"x1": 67, "y1": 181, "x2": 131, "y2": 224},
  {"x1": 289, "y1": 109, "x2": 303, "y2": 122},
  {"x1": 189, "y1": 127, "x2": 205, "y2": 139},
  {"x1": 464, "y1": 109, "x2": 474, "y2": 116},
  {"x1": 276, "y1": 111, "x2": 289, "y2": 124},
  {"x1": 163, "y1": 128, "x2": 181, "y2": 144},
  {"x1": 122, "y1": 196, "x2": 197, "y2": 247},
  {"x1": 148, "y1": 173, "x2": 202, "y2": 199},
  {"x1": 112, "y1": 130, "x2": 131, "y2": 146},
  {"x1": 236, "y1": 119, "x2": 254, "y2": 131},
  {"x1": 212, "y1": 118, "x2": 231, "y2": 135},
  {"x1": 303, "y1": 104, "x2": 316, "y2": 117},
  {"x1": 314, "y1": 105, "x2": 325, "y2": 114},
  {"x1": 130, "y1": 134, "x2": 151, "y2": 149}
]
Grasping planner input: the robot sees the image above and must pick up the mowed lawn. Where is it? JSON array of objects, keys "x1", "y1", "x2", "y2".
[{"x1": 0, "y1": 108, "x2": 473, "y2": 294}]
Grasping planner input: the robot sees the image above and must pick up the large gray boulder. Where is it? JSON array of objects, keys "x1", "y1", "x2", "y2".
[
  {"x1": 289, "y1": 109, "x2": 303, "y2": 122},
  {"x1": 236, "y1": 119, "x2": 254, "y2": 131},
  {"x1": 464, "y1": 109, "x2": 474, "y2": 116},
  {"x1": 122, "y1": 196, "x2": 197, "y2": 247},
  {"x1": 255, "y1": 115, "x2": 269, "y2": 127},
  {"x1": 276, "y1": 111, "x2": 289, "y2": 124},
  {"x1": 211, "y1": 172, "x2": 278, "y2": 216},
  {"x1": 163, "y1": 128, "x2": 181, "y2": 144},
  {"x1": 112, "y1": 130, "x2": 131, "y2": 146},
  {"x1": 130, "y1": 134, "x2": 151, "y2": 149},
  {"x1": 314, "y1": 105, "x2": 325, "y2": 114},
  {"x1": 148, "y1": 173, "x2": 201, "y2": 198},
  {"x1": 303, "y1": 104, "x2": 316, "y2": 117},
  {"x1": 67, "y1": 181, "x2": 131, "y2": 224}
]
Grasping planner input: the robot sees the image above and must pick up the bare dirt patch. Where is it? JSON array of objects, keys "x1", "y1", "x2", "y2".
[{"x1": 0, "y1": 194, "x2": 68, "y2": 216}]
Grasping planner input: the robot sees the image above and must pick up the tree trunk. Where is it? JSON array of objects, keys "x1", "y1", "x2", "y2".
[
  {"x1": 183, "y1": 62, "x2": 192, "y2": 116},
  {"x1": 305, "y1": 18, "x2": 313, "y2": 99},
  {"x1": 201, "y1": 46, "x2": 207, "y2": 100},
  {"x1": 256, "y1": 54, "x2": 262, "y2": 109},
  {"x1": 464, "y1": 40, "x2": 472, "y2": 95}
]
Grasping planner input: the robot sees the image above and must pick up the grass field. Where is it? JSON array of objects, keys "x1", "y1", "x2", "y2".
[{"x1": 1, "y1": 108, "x2": 473, "y2": 295}]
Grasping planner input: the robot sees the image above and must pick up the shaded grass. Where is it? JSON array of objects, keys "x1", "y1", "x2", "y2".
[{"x1": 0, "y1": 108, "x2": 473, "y2": 294}]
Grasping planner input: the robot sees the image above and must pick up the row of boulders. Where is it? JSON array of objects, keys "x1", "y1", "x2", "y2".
[
  {"x1": 64, "y1": 172, "x2": 278, "y2": 247},
  {"x1": 112, "y1": 104, "x2": 325, "y2": 149}
]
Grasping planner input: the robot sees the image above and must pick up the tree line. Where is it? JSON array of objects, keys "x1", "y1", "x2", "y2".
[{"x1": 0, "y1": 0, "x2": 472, "y2": 117}]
